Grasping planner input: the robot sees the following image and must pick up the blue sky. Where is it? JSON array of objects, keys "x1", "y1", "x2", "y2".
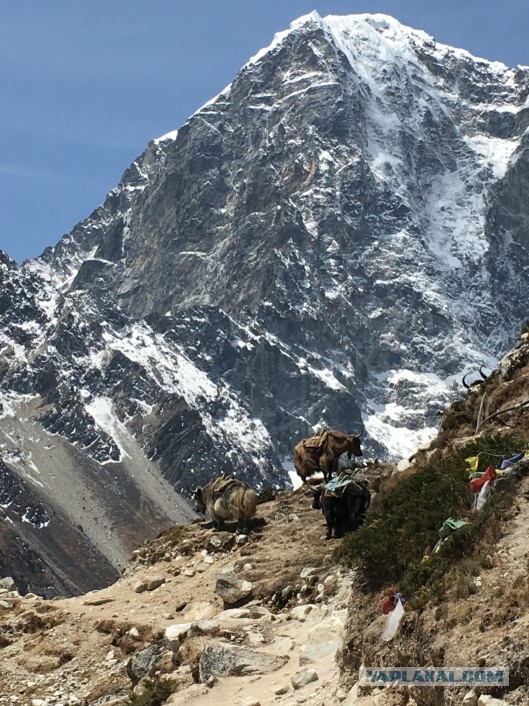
[{"x1": 2, "y1": 1, "x2": 528, "y2": 263}]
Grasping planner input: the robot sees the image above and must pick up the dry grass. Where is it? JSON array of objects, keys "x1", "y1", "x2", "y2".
[{"x1": 487, "y1": 566, "x2": 529, "y2": 628}]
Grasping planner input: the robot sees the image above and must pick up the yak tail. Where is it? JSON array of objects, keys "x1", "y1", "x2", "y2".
[{"x1": 241, "y1": 488, "x2": 258, "y2": 520}]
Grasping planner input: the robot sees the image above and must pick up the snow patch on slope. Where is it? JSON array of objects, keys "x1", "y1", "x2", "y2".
[
  {"x1": 88, "y1": 321, "x2": 274, "y2": 464},
  {"x1": 85, "y1": 397, "x2": 129, "y2": 463},
  {"x1": 364, "y1": 408, "x2": 437, "y2": 460}
]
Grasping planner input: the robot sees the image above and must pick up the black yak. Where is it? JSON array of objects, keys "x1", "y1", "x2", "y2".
[{"x1": 312, "y1": 479, "x2": 371, "y2": 540}]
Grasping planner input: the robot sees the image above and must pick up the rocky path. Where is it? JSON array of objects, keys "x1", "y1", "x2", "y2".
[
  {"x1": 3, "y1": 472, "x2": 527, "y2": 706},
  {"x1": 0, "y1": 487, "x2": 354, "y2": 706}
]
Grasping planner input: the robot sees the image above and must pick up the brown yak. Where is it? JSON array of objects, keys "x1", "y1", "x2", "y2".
[{"x1": 293, "y1": 429, "x2": 364, "y2": 483}]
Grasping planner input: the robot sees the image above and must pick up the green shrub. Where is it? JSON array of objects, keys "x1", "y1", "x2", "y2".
[{"x1": 335, "y1": 434, "x2": 521, "y2": 603}]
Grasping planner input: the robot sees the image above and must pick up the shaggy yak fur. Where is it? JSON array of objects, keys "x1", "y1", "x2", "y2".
[
  {"x1": 193, "y1": 476, "x2": 258, "y2": 533},
  {"x1": 312, "y1": 480, "x2": 371, "y2": 540},
  {"x1": 293, "y1": 429, "x2": 363, "y2": 483}
]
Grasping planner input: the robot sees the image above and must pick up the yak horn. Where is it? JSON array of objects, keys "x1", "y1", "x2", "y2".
[
  {"x1": 479, "y1": 365, "x2": 489, "y2": 381},
  {"x1": 352, "y1": 424, "x2": 365, "y2": 438},
  {"x1": 462, "y1": 373, "x2": 472, "y2": 390},
  {"x1": 187, "y1": 484, "x2": 199, "y2": 494}
]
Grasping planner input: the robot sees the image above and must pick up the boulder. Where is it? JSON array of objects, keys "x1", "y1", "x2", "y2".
[
  {"x1": 144, "y1": 576, "x2": 166, "y2": 591},
  {"x1": 289, "y1": 604, "x2": 319, "y2": 621},
  {"x1": 165, "y1": 620, "x2": 219, "y2": 650},
  {"x1": 198, "y1": 644, "x2": 289, "y2": 682},
  {"x1": 0, "y1": 577, "x2": 16, "y2": 592},
  {"x1": 165, "y1": 623, "x2": 193, "y2": 650},
  {"x1": 181, "y1": 601, "x2": 216, "y2": 620},
  {"x1": 126, "y1": 642, "x2": 169, "y2": 685},
  {"x1": 215, "y1": 572, "x2": 252, "y2": 605},
  {"x1": 291, "y1": 668, "x2": 319, "y2": 689},
  {"x1": 462, "y1": 690, "x2": 478, "y2": 706},
  {"x1": 477, "y1": 696, "x2": 510, "y2": 706}
]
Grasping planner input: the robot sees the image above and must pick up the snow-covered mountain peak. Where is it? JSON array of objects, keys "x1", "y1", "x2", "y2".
[{"x1": 15, "y1": 15, "x2": 529, "y2": 457}]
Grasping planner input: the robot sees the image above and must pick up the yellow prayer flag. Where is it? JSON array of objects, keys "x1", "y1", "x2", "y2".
[{"x1": 465, "y1": 456, "x2": 479, "y2": 473}]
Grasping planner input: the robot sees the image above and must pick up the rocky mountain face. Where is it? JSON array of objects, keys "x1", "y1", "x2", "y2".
[{"x1": 2, "y1": 12, "x2": 529, "y2": 595}]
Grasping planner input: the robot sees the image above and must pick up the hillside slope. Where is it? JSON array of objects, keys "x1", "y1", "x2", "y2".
[
  {"x1": 1, "y1": 469, "x2": 527, "y2": 706},
  {"x1": 338, "y1": 333, "x2": 529, "y2": 706}
]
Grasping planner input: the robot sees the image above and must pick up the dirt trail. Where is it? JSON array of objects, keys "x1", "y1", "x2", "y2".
[{"x1": 0, "y1": 486, "x2": 352, "y2": 706}]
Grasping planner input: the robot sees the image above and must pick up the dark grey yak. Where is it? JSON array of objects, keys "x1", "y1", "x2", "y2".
[{"x1": 192, "y1": 475, "x2": 258, "y2": 533}]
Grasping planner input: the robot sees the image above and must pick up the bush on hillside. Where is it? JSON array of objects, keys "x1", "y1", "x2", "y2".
[
  {"x1": 335, "y1": 435, "x2": 522, "y2": 602},
  {"x1": 399, "y1": 489, "x2": 513, "y2": 608}
]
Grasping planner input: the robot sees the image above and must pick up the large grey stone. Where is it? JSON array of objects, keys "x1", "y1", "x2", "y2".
[
  {"x1": 291, "y1": 669, "x2": 319, "y2": 689},
  {"x1": 0, "y1": 577, "x2": 16, "y2": 592},
  {"x1": 198, "y1": 644, "x2": 289, "y2": 682},
  {"x1": 215, "y1": 572, "x2": 253, "y2": 605},
  {"x1": 126, "y1": 642, "x2": 169, "y2": 685}
]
